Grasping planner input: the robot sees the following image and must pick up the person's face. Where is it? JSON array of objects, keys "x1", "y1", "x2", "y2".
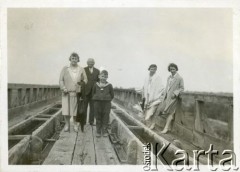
[
  {"x1": 99, "y1": 74, "x2": 108, "y2": 82},
  {"x1": 87, "y1": 61, "x2": 95, "y2": 68},
  {"x1": 70, "y1": 56, "x2": 78, "y2": 65},
  {"x1": 149, "y1": 67, "x2": 157, "y2": 75},
  {"x1": 169, "y1": 66, "x2": 177, "y2": 75}
]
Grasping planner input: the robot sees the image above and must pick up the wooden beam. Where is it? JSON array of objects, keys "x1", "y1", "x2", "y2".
[
  {"x1": 33, "y1": 118, "x2": 48, "y2": 121},
  {"x1": 43, "y1": 125, "x2": 78, "y2": 165},
  {"x1": 44, "y1": 139, "x2": 57, "y2": 142},
  {"x1": 93, "y1": 126, "x2": 120, "y2": 165},
  {"x1": 9, "y1": 135, "x2": 30, "y2": 140},
  {"x1": 9, "y1": 136, "x2": 31, "y2": 164},
  {"x1": 37, "y1": 114, "x2": 52, "y2": 118},
  {"x1": 128, "y1": 126, "x2": 143, "y2": 130}
]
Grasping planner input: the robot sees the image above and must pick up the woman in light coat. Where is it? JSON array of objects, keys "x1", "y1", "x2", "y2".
[
  {"x1": 142, "y1": 64, "x2": 165, "y2": 129},
  {"x1": 160, "y1": 63, "x2": 184, "y2": 133},
  {"x1": 59, "y1": 52, "x2": 88, "y2": 132}
]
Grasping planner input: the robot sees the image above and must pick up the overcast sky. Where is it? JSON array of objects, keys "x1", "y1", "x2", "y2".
[{"x1": 8, "y1": 8, "x2": 233, "y2": 92}]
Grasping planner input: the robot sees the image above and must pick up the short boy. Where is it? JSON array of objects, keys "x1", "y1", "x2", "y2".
[{"x1": 92, "y1": 70, "x2": 114, "y2": 137}]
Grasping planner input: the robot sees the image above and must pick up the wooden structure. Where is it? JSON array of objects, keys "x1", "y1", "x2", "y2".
[{"x1": 43, "y1": 124, "x2": 120, "y2": 165}]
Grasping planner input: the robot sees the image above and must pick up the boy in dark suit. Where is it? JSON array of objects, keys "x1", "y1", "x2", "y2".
[
  {"x1": 84, "y1": 58, "x2": 100, "y2": 126},
  {"x1": 92, "y1": 70, "x2": 114, "y2": 137}
]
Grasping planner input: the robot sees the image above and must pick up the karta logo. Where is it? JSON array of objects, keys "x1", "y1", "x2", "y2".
[{"x1": 142, "y1": 143, "x2": 239, "y2": 171}]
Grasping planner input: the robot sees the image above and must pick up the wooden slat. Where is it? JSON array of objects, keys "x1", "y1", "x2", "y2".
[
  {"x1": 33, "y1": 118, "x2": 48, "y2": 121},
  {"x1": 72, "y1": 124, "x2": 95, "y2": 165},
  {"x1": 43, "y1": 126, "x2": 78, "y2": 165},
  {"x1": 8, "y1": 135, "x2": 30, "y2": 140},
  {"x1": 92, "y1": 126, "x2": 120, "y2": 165}
]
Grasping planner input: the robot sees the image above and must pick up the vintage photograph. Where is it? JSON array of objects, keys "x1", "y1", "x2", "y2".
[{"x1": 2, "y1": 5, "x2": 239, "y2": 171}]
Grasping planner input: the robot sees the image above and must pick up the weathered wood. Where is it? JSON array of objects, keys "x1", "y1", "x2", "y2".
[
  {"x1": 33, "y1": 118, "x2": 48, "y2": 121},
  {"x1": 43, "y1": 125, "x2": 78, "y2": 165},
  {"x1": 92, "y1": 126, "x2": 119, "y2": 165},
  {"x1": 128, "y1": 126, "x2": 143, "y2": 130},
  {"x1": 72, "y1": 124, "x2": 95, "y2": 165},
  {"x1": 37, "y1": 114, "x2": 52, "y2": 118},
  {"x1": 33, "y1": 110, "x2": 62, "y2": 140},
  {"x1": 44, "y1": 138, "x2": 57, "y2": 142},
  {"x1": 8, "y1": 135, "x2": 30, "y2": 140},
  {"x1": 8, "y1": 136, "x2": 31, "y2": 164},
  {"x1": 49, "y1": 107, "x2": 61, "y2": 110}
]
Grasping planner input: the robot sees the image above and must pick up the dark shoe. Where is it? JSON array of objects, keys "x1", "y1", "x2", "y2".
[{"x1": 81, "y1": 125, "x2": 84, "y2": 132}]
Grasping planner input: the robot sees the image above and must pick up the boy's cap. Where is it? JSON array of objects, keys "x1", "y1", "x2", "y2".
[{"x1": 100, "y1": 70, "x2": 108, "y2": 75}]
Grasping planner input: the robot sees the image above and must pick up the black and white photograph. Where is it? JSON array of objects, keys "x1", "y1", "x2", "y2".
[{"x1": 1, "y1": 1, "x2": 240, "y2": 172}]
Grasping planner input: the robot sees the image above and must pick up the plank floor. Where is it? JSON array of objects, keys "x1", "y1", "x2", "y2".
[{"x1": 43, "y1": 124, "x2": 119, "y2": 165}]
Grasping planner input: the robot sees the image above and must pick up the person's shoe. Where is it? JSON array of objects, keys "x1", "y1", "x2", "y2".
[
  {"x1": 81, "y1": 125, "x2": 84, "y2": 132},
  {"x1": 74, "y1": 125, "x2": 78, "y2": 132},
  {"x1": 103, "y1": 133, "x2": 108, "y2": 137},
  {"x1": 96, "y1": 133, "x2": 101, "y2": 138},
  {"x1": 64, "y1": 124, "x2": 70, "y2": 132}
]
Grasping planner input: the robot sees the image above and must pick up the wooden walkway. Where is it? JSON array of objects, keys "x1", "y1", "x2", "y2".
[{"x1": 43, "y1": 124, "x2": 120, "y2": 165}]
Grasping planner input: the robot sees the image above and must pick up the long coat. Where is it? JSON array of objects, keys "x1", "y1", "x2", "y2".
[
  {"x1": 84, "y1": 67, "x2": 100, "y2": 96},
  {"x1": 160, "y1": 73, "x2": 184, "y2": 115},
  {"x1": 142, "y1": 73, "x2": 165, "y2": 107},
  {"x1": 59, "y1": 65, "x2": 87, "y2": 116}
]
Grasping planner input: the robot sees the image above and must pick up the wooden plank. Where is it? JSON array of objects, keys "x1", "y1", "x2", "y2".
[
  {"x1": 72, "y1": 124, "x2": 96, "y2": 165},
  {"x1": 44, "y1": 138, "x2": 57, "y2": 142},
  {"x1": 9, "y1": 136, "x2": 31, "y2": 164},
  {"x1": 33, "y1": 118, "x2": 48, "y2": 121},
  {"x1": 43, "y1": 125, "x2": 78, "y2": 165},
  {"x1": 9, "y1": 135, "x2": 30, "y2": 140},
  {"x1": 92, "y1": 126, "x2": 120, "y2": 165},
  {"x1": 37, "y1": 114, "x2": 52, "y2": 118}
]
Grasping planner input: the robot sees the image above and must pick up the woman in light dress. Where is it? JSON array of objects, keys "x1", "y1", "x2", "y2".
[
  {"x1": 59, "y1": 52, "x2": 87, "y2": 132},
  {"x1": 142, "y1": 64, "x2": 165, "y2": 129}
]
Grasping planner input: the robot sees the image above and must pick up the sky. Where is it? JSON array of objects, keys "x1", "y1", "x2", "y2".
[{"x1": 7, "y1": 8, "x2": 233, "y2": 92}]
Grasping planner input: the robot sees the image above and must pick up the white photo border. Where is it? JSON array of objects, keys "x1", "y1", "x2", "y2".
[{"x1": 1, "y1": 1, "x2": 240, "y2": 172}]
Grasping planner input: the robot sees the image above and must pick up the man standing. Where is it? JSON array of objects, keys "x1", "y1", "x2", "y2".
[{"x1": 84, "y1": 58, "x2": 100, "y2": 125}]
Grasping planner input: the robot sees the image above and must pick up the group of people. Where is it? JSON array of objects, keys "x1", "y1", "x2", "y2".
[
  {"x1": 142, "y1": 63, "x2": 184, "y2": 134},
  {"x1": 59, "y1": 52, "x2": 184, "y2": 138},
  {"x1": 59, "y1": 52, "x2": 114, "y2": 138}
]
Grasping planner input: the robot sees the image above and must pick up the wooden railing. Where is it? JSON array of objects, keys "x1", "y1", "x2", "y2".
[
  {"x1": 113, "y1": 88, "x2": 233, "y2": 153},
  {"x1": 8, "y1": 83, "x2": 61, "y2": 119}
]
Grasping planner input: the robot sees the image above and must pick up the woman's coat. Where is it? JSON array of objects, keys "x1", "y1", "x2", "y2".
[{"x1": 160, "y1": 73, "x2": 184, "y2": 114}]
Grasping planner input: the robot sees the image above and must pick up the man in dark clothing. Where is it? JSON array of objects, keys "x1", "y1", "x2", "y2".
[{"x1": 84, "y1": 58, "x2": 100, "y2": 125}]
